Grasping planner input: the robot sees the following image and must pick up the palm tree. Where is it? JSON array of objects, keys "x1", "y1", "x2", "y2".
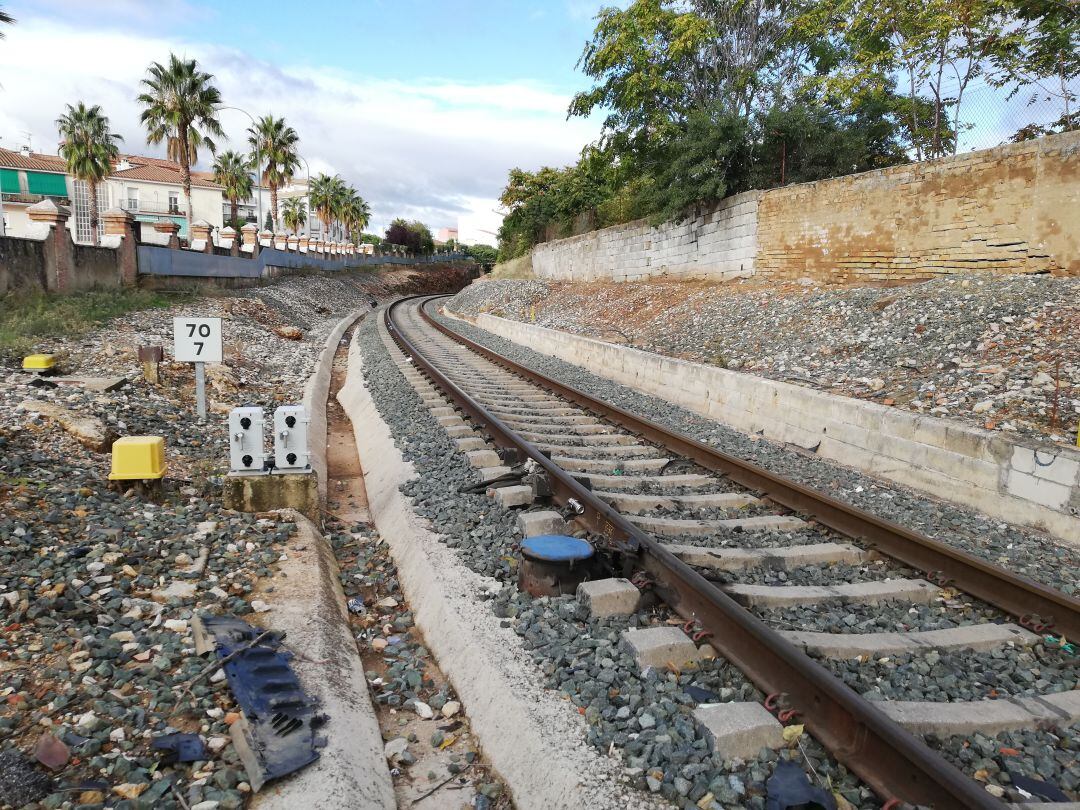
[
  {"x1": 308, "y1": 173, "x2": 346, "y2": 241},
  {"x1": 136, "y1": 53, "x2": 224, "y2": 231},
  {"x1": 247, "y1": 115, "x2": 300, "y2": 232},
  {"x1": 340, "y1": 189, "x2": 371, "y2": 243},
  {"x1": 56, "y1": 103, "x2": 122, "y2": 246},
  {"x1": 281, "y1": 197, "x2": 307, "y2": 235},
  {"x1": 0, "y1": 6, "x2": 15, "y2": 38},
  {"x1": 212, "y1": 150, "x2": 253, "y2": 230}
]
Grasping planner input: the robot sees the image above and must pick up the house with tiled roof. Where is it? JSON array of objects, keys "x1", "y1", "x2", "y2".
[
  {"x1": 0, "y1": 145, "x2": 74, "y2": 238},
  {"x1": 0, "y1": 146, "x2": 225, "y2": 242}
]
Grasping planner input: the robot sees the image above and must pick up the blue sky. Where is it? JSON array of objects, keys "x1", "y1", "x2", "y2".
[
  {"x1": 2, "y1": 1, "x2": 1065, "y2": 240},
  {"x1": 0, "y1": 0, "x2": 610, "y2": 241}
]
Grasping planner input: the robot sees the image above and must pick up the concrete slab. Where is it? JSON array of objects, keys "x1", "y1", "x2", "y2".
[
  {"x1": 630, "y1": 514, "x2": 807, "y2": 537},
  {"x1": 553, "y1": 456, "x2": 670, "y2": 474},
  {"x1": 577, "y1": 578, "x2": 640, "y2": 618},
  {"x1": 455, "y1": 437, "x2": 487, "y2": 452},
  {"x1": 594, "y1": 491, "x2": 758, "y2": 514},
  {"x1": 466, "y1": 449, "x2": 503, "y2": 469},
  {"x1": 724, "y1": 578, "x2": 938, "y2": 608},
  {"x1": 575, "y1": 472, "x2": 716, "y2": 491},
  {"x1": 666, "y1": 542, "x2": 870, "y2": 571},
  {"x1": 693, "y1": 703, "x2": 784, "y2": 760},
  {"x1": 49, "y1": 375, "x2": 128, "y2": 392},
  {"x1": 494, "y1": 485, "x2": 534, "y2": 508},
  {"x1": 517, "y1": 510, "x2": 567, "y2": 537},
  {"x1": 620, "y1": 626, "x2": 702, "y2": 669},
  {"x1": 879, "y1": 689, "x2": 1080, "y2": 736},
  {"x1": 781, "y1": 623, "x2": 1038, "y2": 658}
]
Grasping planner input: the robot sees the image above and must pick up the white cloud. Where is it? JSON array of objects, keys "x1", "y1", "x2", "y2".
[{"x1": 0, "y1": 15, "x2": 599, "y2": 235}]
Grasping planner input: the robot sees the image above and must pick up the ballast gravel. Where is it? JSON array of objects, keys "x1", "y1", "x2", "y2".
[
  {"x1": 450, "y1": 275, "x2": 1079, "y2": 444},
  {"x1": 355, "y1": 313, "x2": 879, "y2": 809},
  {"x1": 430, "y1": 301, "x2": 1080, "y2": 799},
  {"x1": 0, "y1": 268, "x2": 469, "y2": 808},
  {"x1": 433, "y1": 305, "x2": 1080, "y2": 595}
]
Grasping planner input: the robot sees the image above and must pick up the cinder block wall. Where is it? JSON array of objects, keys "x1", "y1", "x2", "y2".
[
  {"x1": 528, "y1": 130, "x2": 1080, "y2": 283},
  {"x1": 449, "y1": 310, "x2": 1080, "y2": 545},
  {"x1": 531, "y1": 191, "x2": 760, "y2": 282}
]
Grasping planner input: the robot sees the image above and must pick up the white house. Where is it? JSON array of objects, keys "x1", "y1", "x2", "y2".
[{"x1": 0, "y1": 146, "x2": 224, "y2": 243}]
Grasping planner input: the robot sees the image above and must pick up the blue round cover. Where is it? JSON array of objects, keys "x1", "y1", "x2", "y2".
[{"x1": 521, "y1": 534, "x2": 594, "y2": 562}]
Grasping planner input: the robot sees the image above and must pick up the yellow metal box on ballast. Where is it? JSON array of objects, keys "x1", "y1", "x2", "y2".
[
  {"x1": 22, "y1": 354, "x2": 57, "y2": 372},
  {"x1": 109, "y1": 436, "x2": 167, "y2": 480}
]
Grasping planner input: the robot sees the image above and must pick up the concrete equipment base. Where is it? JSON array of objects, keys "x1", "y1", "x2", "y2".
[{"x1": 222, "y1": 471, "x2": 319, "y2": 521}]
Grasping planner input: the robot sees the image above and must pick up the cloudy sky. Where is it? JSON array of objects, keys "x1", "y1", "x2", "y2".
[{"x1": 0, "y1": 0, "x2": 609, "y2": 242}]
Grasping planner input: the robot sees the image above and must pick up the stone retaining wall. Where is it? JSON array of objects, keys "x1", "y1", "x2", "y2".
[
  {"x1": 532, "y1": 191, "x2": 760, "y2": 282},
  {"x1": 529, "y1": 130, "x2": 1080, "y2": 283},
  {"x1": 451, "y1": 310, "x2": 1080, "y2": 544}
]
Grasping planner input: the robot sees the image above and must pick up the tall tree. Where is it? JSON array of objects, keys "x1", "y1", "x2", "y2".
[
  {"x1": 247, "y1": 115, "x2": 300, "y2": 232},
  {"x1": 308, "y1": 173, "x2": 346, "y2": 240},
  {"x1": 0, "y1": 6, "x2": 14, "y2": 38},
  {"x1": 56, "y1": 102, "x2": 122, "y2": 246},
  {"x1": 281, "y1": 197, "x2": 307, "y2": 235},
  {"x1": 340, "y1": 189, "x2": 370, "y2": 242},
  {"x1": 137, "y1": 53, "x2": 224, "y2": 230},
  {"x1": 212, "y1": 150, "x2": 253, "y2": 230}
]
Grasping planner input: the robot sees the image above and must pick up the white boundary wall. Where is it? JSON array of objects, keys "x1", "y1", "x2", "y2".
[
  {"x1": 449, "y1": 310, "x2": 1080, "y2": 545},
  {"x1": 531, "y1": 191, "x2": 760, "y2": 282}
]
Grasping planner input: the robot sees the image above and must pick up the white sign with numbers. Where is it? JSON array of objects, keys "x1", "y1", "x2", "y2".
[{"x1": 173, "y1": 317, "x2": 223, "y2": 363}]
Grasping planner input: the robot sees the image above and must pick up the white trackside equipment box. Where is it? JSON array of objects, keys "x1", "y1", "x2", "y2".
[
  {"x1": 228, "y1": 406, "x2": 267, "y2": 475},
  {"x1": 272, "y1": 405, "x2": 311, "y2": 473}
]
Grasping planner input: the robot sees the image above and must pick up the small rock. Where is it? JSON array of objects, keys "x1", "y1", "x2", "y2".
[
  {"x1": 413, "y1": 701, "x2": 434, "y2": 720},
  {"x1": 441, "y1": 701, "x2": 460, "y2": 719}
]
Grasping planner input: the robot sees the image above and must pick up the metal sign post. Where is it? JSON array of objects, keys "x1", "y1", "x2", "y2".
[{"x1": 173, "y1": 317, "x2": 223, "y2": 421}]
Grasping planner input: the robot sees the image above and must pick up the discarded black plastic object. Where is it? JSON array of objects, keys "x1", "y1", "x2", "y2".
[
  {"x1": 683, "y1": 685, "x2": 720, "y2": 703},
  {"x1": 1008, "y1": 771, "x2": 1069, "y2": 802},
  {"x1": 152, "y1": 732, "x2": 207, "y2": 763},
  {"x1": 196, "y1": 614, "x2": 325, "y2": 792},
  {"x1": 765, "y1": 761, "x2": 837, "y2": 810}
]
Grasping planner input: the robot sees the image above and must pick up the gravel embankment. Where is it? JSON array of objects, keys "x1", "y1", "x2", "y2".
[
  {"x1": 450, "y1": 275, "x2": 1080, "y2": 444},
  {"x1": 0, "y1": 268, "x2": 465, "y2": 808},
  {"x1": 356, "y1": 313, "x2": 878, "y2": 810}
]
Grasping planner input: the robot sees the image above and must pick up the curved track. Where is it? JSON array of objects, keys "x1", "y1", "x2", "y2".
[{"x1": 386, "y1": 294, "x2": 1080, "y2": 809}]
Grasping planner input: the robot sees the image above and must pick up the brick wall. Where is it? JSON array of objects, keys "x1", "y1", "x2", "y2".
[
  {"x1": 528, "y1": 130, "x2": 1079, "y2": 283},
  {"x1": 757, "y1": 129, "x2": 1080, "y2": 280},
  {"x1": 446, "y1": 309, "x2": 1080, "y2": 545},
  {"x1": 532, "y1": 191, "x2": 760, "y2": 282}
]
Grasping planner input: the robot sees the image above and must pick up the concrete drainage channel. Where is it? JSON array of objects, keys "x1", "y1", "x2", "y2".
[
  {"x1": 246, "y1": 306, "x2": 510, "y2": 809},
  {"x1": 357, "y1": 297, "x2": 1080, "y2": 809}
]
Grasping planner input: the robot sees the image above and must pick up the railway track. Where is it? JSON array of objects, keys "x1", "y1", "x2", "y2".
[{"x1": 385, "y1": 294, "x2": 1080, "y2": 809}]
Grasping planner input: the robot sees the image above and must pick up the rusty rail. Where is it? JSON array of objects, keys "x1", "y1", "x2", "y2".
[{"x1": 386, "y1": 295, "x2": 1012, "y2": 808}]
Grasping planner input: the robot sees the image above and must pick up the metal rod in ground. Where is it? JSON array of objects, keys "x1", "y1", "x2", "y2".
[{"x1": 195, "y1": 361, "x2": 207, "y2": 420}]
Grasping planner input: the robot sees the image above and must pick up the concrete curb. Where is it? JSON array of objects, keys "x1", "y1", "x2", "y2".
[
  {"x1": 303, "y1": 309, "x2": 367, "y2": 503},
  {"x1": 249, "y1": 510, "x2": 394, "y2": 809},
  {"x1": 336, "y1": 322, "x2": 620, "y2": 810}
]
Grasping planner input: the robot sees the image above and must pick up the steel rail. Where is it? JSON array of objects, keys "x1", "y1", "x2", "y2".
[
  {"x1": 386, "y1": 295, "x2": 1002, "y2": 809},
  {"x1": 420, "y1": 297, "x2": 1080, "y2": 644}
]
